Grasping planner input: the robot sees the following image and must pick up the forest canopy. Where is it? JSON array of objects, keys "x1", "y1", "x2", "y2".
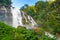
[
  {"x1": 0, "y1": 0, "x2": 12, "y2": 7},
  {"x1": 20, "y1": 0, "x2": 60, "y2": 34}
]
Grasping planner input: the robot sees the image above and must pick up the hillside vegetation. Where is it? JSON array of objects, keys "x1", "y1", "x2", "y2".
[
  {"x1": 20, "y1": 0, "x2": 60, "y2": 35},
  {"x1": 0, "y1": 22, "x2": 57, "y2": 40}
]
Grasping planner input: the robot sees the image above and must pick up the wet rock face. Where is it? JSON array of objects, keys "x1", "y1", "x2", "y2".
[
  {"x1": 0, "y1": 5, "x2": 12, "y2": 26},
  {"x1": 0, "y1": 5, "x2": 7, "y2": 21}
]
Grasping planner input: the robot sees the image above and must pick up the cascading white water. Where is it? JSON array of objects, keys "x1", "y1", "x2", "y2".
[
  {"x1": 11, "y1": 7, "x2": 37, "y2": 29},
  {"x1": 11, "y1": 7, "x2": 23, "y2": 28},
  {"x1": 28, "y1": 15, "x2": 37, "y2": 27}
]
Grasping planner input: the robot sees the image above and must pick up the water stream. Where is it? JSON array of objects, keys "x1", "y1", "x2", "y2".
[{"x1": 11, "y1": 7, "x2": 37, "y2": 29}]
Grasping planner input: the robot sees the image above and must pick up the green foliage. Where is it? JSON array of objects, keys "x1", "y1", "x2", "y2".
[
  {"x1": 22, "y1": 18, "x2": 27, "y2": 24},
  {"x1": 20, "y1": 5, "x2": 38, "y2": 20},
  {"x1": 0, "y1": 22, "x2": 57, "y2": 40},
  {"x1": 0, "y1": 22, "x2": 15, "y2": 40},
  {"x1": 20, "y1": 0, "x2": 60, "y2": 34},
  {"x1": 0, "y1": 0, "x2": 12, "y2": 7},
  {"x1": 16, "y1": 26, "x2": 40, "y2": 40},
  {"x1": 16, "y1": 26, "x2": 56, "y2": 40}
]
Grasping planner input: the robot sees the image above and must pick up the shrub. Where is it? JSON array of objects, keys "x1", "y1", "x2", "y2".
[{"x1": 0, "y1": 22, "x2": 15, "y2": 40}]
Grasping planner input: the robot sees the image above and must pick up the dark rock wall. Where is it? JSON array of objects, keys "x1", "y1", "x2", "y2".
[{"x1": 0, "y1": 5, "x2": 13, "y2": 26}]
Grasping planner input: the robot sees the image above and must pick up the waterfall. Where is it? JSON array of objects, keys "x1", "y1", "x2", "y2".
[
  {"x1": 0, "y1": 6, "x2": 37, "y2": 29},
  {"x1": 11, "y1": 7, "x2": 37, "y2": 29},
  {"x1": 11, "y1": 7, "x2": 23, "y2": 28}
]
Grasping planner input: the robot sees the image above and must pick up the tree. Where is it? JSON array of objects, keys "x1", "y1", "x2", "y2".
[
  {"x1": 0, "y1": 0, "x2": 12, "y2": 7},
  {"x1": 20, "y1": 0, "x2": 60, "y2": 34}
]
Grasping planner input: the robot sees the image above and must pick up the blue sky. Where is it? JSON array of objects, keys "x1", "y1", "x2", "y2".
[
  {"x1": 12, "y1": 0, "x2": 47, "y2": 9},
  {"x1": 12, "y1": 0, "x2": 40, "y2": 9}
]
